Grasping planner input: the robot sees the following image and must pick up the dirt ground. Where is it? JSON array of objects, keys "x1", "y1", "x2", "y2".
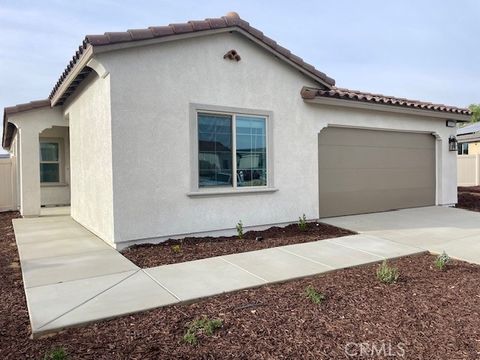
[
  {"x1": 3, "y1": 211, "x2": 480, "y2": 359},
  {"x1": 457, "y1": 186, "x2": 480, "y2": 212},
  {"x1": 122, "y1": 222, "x2": 355, "y2": 268}
]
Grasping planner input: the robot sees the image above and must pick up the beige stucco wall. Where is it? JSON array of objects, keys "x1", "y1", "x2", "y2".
[
  {"x1": 458, "y1": 154, "x2": 480, "y2": 186},
  {"x1": 92, "y1": 31, "x2": 458, "y2": 247},
  {"x1": 64, "y1": 72, "x2": 115, "y2": 244},
  {"x1": 468, "y1": 142, "x2": 480, "y2": 155},
  {"x1": 0, "y1": 156, "x2": 16, "y2": 212},
  {"x1": 39, "y1": 126, "x2": 70, "y2": 206}
]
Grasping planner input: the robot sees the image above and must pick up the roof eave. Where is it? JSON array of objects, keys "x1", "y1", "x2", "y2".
[
  {"x1": 50, "y1": 45, "x2": 94, "y2": 106},
  {"x1": 303, "y1": 96, "x2": 471, "y2": 122},
  {"x1": 91, "y1": 27, "x2": 334, "y2": 89}
]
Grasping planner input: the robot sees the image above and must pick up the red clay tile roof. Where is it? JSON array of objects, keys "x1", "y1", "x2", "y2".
[
  {"x1": 2, "y1": 100, "x2": 51, "y2": 148},
  {"x1": 301, "y1": 86, "x2": 471, "y2": 116},
  {"x1": 48, "y1": 12, "x2": 335, "y2": 103}
]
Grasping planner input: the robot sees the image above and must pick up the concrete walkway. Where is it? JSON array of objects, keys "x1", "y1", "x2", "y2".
[
  {"x1": 14, "y1": 208, "x2": 427, "y2": 337},
  {"x1": 322, "y1": 206, "x2": 480, "y2": 264}
]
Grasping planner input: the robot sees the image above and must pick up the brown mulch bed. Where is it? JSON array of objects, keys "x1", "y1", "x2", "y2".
[
  {"x1": 122, "y1": 222, "x2": 355, "y2": 268},
  {"x1": 3, "y1": 211, "x2": 480, "y2": 359},
  {"x1": 457, "y1": 186, "x2": 480, "y2": 212}
]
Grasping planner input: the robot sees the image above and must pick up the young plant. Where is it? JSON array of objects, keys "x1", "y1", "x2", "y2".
[
  {"x1": 183, "y1": 316, "x2": 223, "y2": 345},
  {"x1": 171, "y1": 244, "x2": 182, "y2": 253},
  {"x1": 376, "y1": 260, "x2": 399, "y2": 284},
  {"x1": 298, "y1": 214, "x2": 308, "y2": 231},
  {"x1": 434, "y1": 251, "x2": 450, "y2": 271},
  {"x1": 305, "y1": 285, "x2": 326, "y2": 304},
  {"x1": 236, "y1": 220, "x2": 244, "y2": 239},
  {"x1": 43, "y1": 347, "x2": 68, "y2": 360}
]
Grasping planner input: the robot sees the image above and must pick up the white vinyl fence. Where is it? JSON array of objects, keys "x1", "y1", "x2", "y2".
[
  {"x1": 0, "y1": 156, "x2": 17, "y2": 212},
  {"x1": 458, "y1": 154, "x2": 480, "y2": 187}
]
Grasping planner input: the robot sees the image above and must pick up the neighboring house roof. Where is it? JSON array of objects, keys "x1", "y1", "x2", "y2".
[
  {"x1": 2, "y1": 100, "x2": 50, "y2": 149},
  {"x1": 301, "y1": 87, "x2": 472, "y2": 116},
  {"x1": 457, "y1": 121, "x2": 480, "y2": 143},
  {"x1": 48, "y1": 11, "x2": 335, "y2": 105},
  {"x1": 458, "y1": 122, "x2": 480, "y2": 135}
]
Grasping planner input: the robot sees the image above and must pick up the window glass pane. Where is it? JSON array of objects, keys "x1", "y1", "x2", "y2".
[
  {"x1": 236, "y1": 116, "x2": 267, "y2": 187},
  {"x1": 198, "y1": 113, "x2": 233, "y2": 187},
  {"x1": 40, "y1": 142, "x2": 59, "y2": 161},
  {"x1": 40, "y1": 163, "x2": 60, "y2": 183}
]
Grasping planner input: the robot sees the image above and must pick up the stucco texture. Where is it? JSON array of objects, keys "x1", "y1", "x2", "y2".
[
  {"x1": 88, "y1": 31, "x2": 457, "y2": 246},
  {"x1": 64, "y1": 72, "x2": 115, "y2": 244}
]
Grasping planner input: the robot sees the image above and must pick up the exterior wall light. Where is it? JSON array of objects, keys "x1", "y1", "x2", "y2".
[
  {"x1": 449, "y1": 136, "x2": 458, "y2": 151},
  {"x1": 446, "y1": 120, "x2": 456, "y2": 127}
]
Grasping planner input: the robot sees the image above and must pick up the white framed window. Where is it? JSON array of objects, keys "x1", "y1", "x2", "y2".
[
  {"x1": 190, "y1": 104, "x2": 274, "y2": 194},
  {"x1": 39, "y1": 140, "x2": 62, "y2": 183}
]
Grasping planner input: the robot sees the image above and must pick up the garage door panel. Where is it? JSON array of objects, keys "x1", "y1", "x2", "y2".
[
  {"x1": 319, "y1": 146, "x2": 435, "y2": 170},
  {"x1": 320, "y1": 168, "x2": 435, "y2": 192},
  {"x1": 319, "y1": 128, "x2": 435, "y2": 217},
  {"x1": 318, "y1": 127, "x2": 435, "y2": 149},
  {"x1": 320, "y1": 187, "x2": 436, "y2": 218}
]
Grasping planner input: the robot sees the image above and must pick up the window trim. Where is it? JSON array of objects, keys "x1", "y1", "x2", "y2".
[
  {"x1": 189, "y1": 103, "x2": 275, "y2": 195},
  {"x1": 39, "y1": 138, "x2": 64, "y2": 185}
]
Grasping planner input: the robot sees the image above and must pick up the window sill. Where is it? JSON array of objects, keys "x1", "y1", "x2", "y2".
[
  {"x1": 40, "y1": 183, "x2": 69, "y2": 188},
  {"x1": 187, "y1": 187, "x2": 278, "y2": 197}
]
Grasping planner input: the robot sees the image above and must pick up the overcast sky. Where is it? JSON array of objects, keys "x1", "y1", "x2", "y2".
[{"x1": 1, "y1": 0, "x2": 479, "y2": 153}]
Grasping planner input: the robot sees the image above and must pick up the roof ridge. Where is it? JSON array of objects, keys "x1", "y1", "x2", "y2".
[{"x1": 49, "y1": 12, "x2": 335, "y2": 103}]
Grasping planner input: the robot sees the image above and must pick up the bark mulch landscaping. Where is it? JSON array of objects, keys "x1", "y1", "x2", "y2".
[
  {"x1": 122, "y1": 222, "x2": 355, "y2": 268},
  {"x1": 3, "y1": 211, "x2": 480, "y2": 359},
  {"x1": 457, "y1": 186, "x2": 480, "y2": 212}
]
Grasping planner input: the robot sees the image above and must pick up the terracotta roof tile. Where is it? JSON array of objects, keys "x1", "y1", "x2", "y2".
[
  {"x1": 205, "y1": 18, "x2": 228, "y2": 28},
  {"x1": 188, "y1": 20, "x2": 211, "y2": 31},
  {"x1": 48, "y1": 12, "x2": 336, "y2": 103},
  {"x1": 105, "y1": 32, "x2": 133, "y2": 43},
  {"x1": 169, "y1": 22, "x2": 194, "y2": 34},
  {"x1": 128, "y1": 29, "x2": 155, "y2": 40},
  {"x1": 148, "y1": 26, "x2": 174, "y2": 37},
  {"x1": 301, "y1": 87, "x2": 471, "y2": 116}
]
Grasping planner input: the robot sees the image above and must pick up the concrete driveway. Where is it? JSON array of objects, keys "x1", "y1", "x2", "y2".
[{"x1": 322, "y1": 206, "x2": 480, "y2": 264}]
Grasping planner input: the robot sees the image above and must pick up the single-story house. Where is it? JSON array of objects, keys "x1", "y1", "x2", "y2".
[
  {"x1": 2, "y1": 12, "x2": 471, "y2": 249},
  {"x1": 457, "y1": 122, "x2": 480, "y2": 155}
]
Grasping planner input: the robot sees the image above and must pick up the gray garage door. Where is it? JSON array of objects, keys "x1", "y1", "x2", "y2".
[{"x1": 318, "y1": 127, "x2": 436, "y2": 218}]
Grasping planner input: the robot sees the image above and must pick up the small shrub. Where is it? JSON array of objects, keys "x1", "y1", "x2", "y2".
[
  {"x1": 305, "y1": 285, "x2": 326, "y2": 304},
  {"x1": 376, "y1": 260, "x2": 399, "y2": 284},
  {"x1": 171, "y1": 244, "x2": 181, "y2": 253},
  {"x1": 434, "y1": 251, "x2": 450, "y2": 271},
  {"x1": 236, "y1": 220, "x2": 244, "y2": 239},
  {"x1": 44, "y1": 347, "x2": 68, "y2": 360},
  {"x1": 183, "y1": 316, "x2": 223, "y2": 345},
  {"x1": 298, "y1": 214, "x2": 308, "y2": 231}
]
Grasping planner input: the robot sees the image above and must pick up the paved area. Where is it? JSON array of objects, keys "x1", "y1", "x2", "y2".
[
  {"x1": 322, "y1": 206, "x2": 480, "y2": 264},
  {"x1": 19, "y1": 206, "x2": 476, "y2": 337}
]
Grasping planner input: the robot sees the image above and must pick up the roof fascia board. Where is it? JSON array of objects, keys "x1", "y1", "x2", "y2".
[
  {"x1": 92, "y1": 27, "x2": 332, "y2": 88},
  {"x1": 50, "y1": 45, "x2": 94, "y2": 106},
  {"x1": 304, "y1": 97, "x2": 471, "y2": 122}
]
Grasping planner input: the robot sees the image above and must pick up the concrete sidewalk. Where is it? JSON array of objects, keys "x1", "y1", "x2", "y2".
[{"x1": 13, "y1": 210, "x2": 423, "y2": 337}]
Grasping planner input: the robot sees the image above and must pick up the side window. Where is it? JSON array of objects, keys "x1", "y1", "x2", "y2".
[{"x1": 40, "y1": 142, "x2": 60, "y2": 183}]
